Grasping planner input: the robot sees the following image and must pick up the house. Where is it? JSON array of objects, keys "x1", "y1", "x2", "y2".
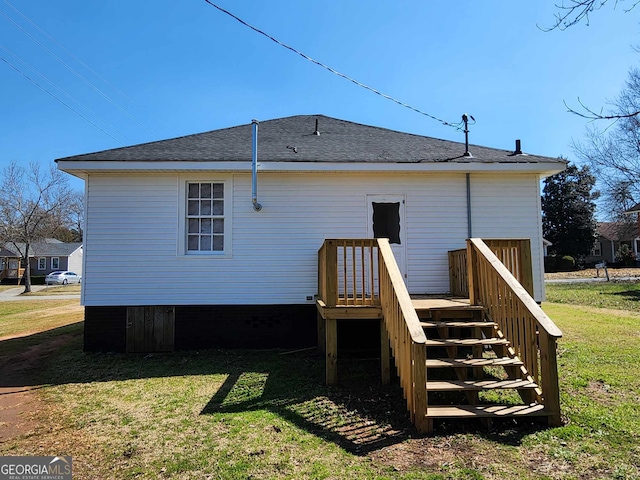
[
  {"x1": 586, "y1": 222, "x2": 639, "y2": 264},
  {"x1": 56, "y1": 114, "x2": 566, "y2": 432},
  {"x1": 56, "y1": 114, "x2": 565, "y2": 352},
  {"x1": 1, "y1": 240, "x2": 83, "y2": 281},
  {"x1": 0, "y1": 246, "x2": 22, "y2": 283}
]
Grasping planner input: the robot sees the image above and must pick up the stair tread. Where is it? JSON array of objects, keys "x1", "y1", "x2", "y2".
[
  {"x1": 420, "y1": 321, "x2": 497, "y2": 328},
  {"x1": 425, "y1": 357, "x2": 524, "y2": 368},
  {"x1": 424, "y1": 338, "x2": 509, "y2": 346},
  {"x1": 426, "y1": 379, "x2": 538, "y2": 390},
  {"x1": 425, "y1": 404, "x2": 550, "y2": 418}
]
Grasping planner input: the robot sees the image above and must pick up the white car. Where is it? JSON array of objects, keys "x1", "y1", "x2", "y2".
[{"x1": 45, "y1": 271, "x2": 82, "y2": 285}]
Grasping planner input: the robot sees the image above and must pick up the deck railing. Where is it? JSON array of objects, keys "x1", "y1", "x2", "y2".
[
  {"x1": 318, "y1": 239, "x2": 429, "y2": 431},
  {"x1": 318, "y1": 239, "x2": 380, "y2": 307},
  {"x1": 466, "y1": 238, "x2": 562, "y2": 425},
  {"x1": 448, "y1": 239, "x2": 534, "y2": 297},
  {"x1": 377, "y1": 239, "x2": 429, "y2": 432}
]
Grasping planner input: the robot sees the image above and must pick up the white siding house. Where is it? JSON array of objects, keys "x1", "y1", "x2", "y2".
[{"x1": 56, "y1": 115, "x2": 565, "y2": 352}]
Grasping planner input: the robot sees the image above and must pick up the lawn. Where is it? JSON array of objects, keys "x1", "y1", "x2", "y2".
[{"x1": 0, "y1": 285, "x2": 639, "y2": 479}]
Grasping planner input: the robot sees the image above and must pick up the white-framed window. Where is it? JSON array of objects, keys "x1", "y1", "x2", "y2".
[
  {"x1": 38, "y1": 257, "x2": 46, "y2": 270},
  {"x1": 1, "y1": 258, "x2": 5, "y2": 271},
  {"x1": 179, "y1": 178, "x2": 231, "y2": 256},
  {"x1": 591, "y1": 242, "x2": 602, "y2": 257},
  {"x1": 51, "y1": 257, "x2": 59, "y2": 269}
]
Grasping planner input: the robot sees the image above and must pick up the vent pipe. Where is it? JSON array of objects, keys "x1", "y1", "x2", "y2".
[
  {"x1": 251, "y1": 119, "x2": 262, "y2": 212},
  {"x1": 514, "y1": 139, "x2": 523, "y2": 155}
]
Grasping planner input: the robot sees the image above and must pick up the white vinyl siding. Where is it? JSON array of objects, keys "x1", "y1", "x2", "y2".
[{"x1": 82, "y1": 172, "x2": 545, "y2": 306}]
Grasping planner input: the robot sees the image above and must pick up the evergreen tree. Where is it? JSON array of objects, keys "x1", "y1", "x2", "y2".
[{"x1": 542, "y1": 163, "x2": 599, "y2": 259}]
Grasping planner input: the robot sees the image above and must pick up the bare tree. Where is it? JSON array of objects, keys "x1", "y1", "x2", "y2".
[
  {"x1": 0, "y1": 161, "x2": 71, "y2": 292},
  {"x1": 542, "y1": 0, "x2": 640, "y2": 31},
  {"x1": 573, "y1": 69, "x2": 640, "y2": 218}
]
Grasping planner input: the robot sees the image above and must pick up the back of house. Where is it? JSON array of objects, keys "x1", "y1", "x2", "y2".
[{"x1": 56, "y1": 114, "x2": 566, "y2": 352}]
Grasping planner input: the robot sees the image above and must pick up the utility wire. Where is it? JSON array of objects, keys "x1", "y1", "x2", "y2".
[
  {"x1": 203, "y1": 0, "x2": 461, "y2": 129},
  {"x1": 0, "y1": 44, "x2": 132, "y2": 143},
  {"x1": 2, "y1": 0, "x2": 165, "y2": 133},
  {"x1": 0, "y1": 53, "x2": 124, "y2": 144},
  {"x1": 0, "y1": 8, "x2": 160, "y2": 139}
]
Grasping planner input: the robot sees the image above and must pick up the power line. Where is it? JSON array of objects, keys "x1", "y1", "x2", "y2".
[
  {"x1": 202, "y1": 0, "x2": 461, "y2": 129},
  {"x1": 0, "y1": 8, "x2": 161, "y2": 139},
  {"x1": 0, "y1": 44, "x2": 132, "y2": 143},
  {"x1": 0, "y1": 53, "x2": 124, "y2": 144}
]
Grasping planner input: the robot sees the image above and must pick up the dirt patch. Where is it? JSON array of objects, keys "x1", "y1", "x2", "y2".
[
  {"x1": 0, "y1": 332, "x2": 80, "y2": 445},
  {"x1": 545, "y1": 268, "x2": 640, "y2": 280}
]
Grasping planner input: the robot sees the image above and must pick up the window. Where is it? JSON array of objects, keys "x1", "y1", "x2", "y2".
[
  {"x1": 372, "y1": 202, "x2": 401, "y2": 244},
  {"x1": 186, "y1": 182, "x2": 225, "y2": 253},
  {"x1": 591, "y1": 242, "x2": 602, "y2": 257},
  {"x1": 38, "y1": 258, "x2": 46, "y2": 270},
  {"x1": 51, "y1": 257, "x2": 59, "y2": 269}
]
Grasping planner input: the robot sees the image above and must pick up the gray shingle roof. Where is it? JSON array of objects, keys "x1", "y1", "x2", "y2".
[
  {"x1": 3, "y1": 242, "x2": 81, "y2": 257},
  {"x1": 57, "y1": 114, "x2": 564, "y2": 165}
]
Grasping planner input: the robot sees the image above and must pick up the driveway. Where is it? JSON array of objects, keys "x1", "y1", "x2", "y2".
[{"x1": 0, "y1": 285, "x2": 81, "y2": 301}]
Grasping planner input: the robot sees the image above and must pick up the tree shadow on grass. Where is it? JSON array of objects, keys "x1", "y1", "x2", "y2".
[
  {"x1": 0, "y1": 322, "x2": 547, "y2": 455},
  {"x1": 611, "y1": 289, "x2": 640, "y2": 304}
]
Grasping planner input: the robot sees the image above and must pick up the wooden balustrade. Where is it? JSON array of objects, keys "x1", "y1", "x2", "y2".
[
  {"x1": 378, "y1": 239, "x2": 429, "y2": 432},
  {"x1": 318, "y1": 239, "x2": 380, "y2": 307},
  {"x1": 466, "y1": 238, "x2": 562, "y2": 426},
  {"x1": 449, "y1": 239, "x2": 534, "y2": 297}
]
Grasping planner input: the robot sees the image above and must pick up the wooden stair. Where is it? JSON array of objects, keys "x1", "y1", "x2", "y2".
[{"x1": 416, "y1": 305, "x2": 552, "y2": 423}]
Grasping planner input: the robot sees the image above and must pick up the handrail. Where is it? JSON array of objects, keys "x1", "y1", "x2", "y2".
[
  {"x1": 467, "y1": 238, "x2": 562, "y2": 425},
  {"x1": 377, "y1": 239, "x2": 429, "y2": 432}
]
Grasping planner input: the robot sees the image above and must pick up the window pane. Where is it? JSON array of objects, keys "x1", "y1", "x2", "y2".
[
  {"x1": 201, "y1": 218, "x2": 212, "y2": 234},
  {"x1": 201, "y1": 183, "x2": 212, "y2": 198},
  {"x1": 188, "y1": 200, "x2": 199, "y2": 216},
  {"x1": 200, "y1": 235, "x2": 212, "y2": 251},
  {"x1": 213, "y1": 235, "x2": 224, "y2": 251},
  {"x1": 372, "y1": 202, "x2": 401, "y2": 244},
  {"x1": 188, "y1": 183, "x2": 199, "y2": 198},
  {"x1": 213, "y1": 183, "x2": 224, "y2": 198},
  {"x1": 188, "y1": 219, "x2": 199, "y2": 233},
  {"x1": 201, "y1": 200, "x2": 212, "y2": 215},
  {"x1": 213, "y1": 219, "x2": 224, "y2": 234},
  {"x1": 188, "y1": 235, "x2": 199, "y2": 250},
  {"x1": 213, "y1": 200, "x2": 224, "y2": 215}
]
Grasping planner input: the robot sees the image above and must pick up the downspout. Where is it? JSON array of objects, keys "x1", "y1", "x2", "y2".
[
  {"x1": 466, "y1": 173, "x2": 472, "y2": 238},
  {"x1": 251, "y1": 119, "x2": 262, "y2": 211}
]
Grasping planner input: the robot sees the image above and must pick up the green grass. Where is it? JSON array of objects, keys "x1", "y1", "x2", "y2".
[
  {"x1": 23, "y1": 284, "x2": 82, "y2": 296},
  {"x1": 545, "y1": 281, "x2": 640, "y2": 311},
  {"x1": 0, "y1": 299, "x2": 83, "y2": 339},
  {"x1": 1, "y1": 283, "x2": 640, "y2": 479}
]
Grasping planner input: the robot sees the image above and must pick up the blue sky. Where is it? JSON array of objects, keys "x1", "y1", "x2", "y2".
[{"x1": 1, "y1": 1, "x2": 638, "y2": 195}]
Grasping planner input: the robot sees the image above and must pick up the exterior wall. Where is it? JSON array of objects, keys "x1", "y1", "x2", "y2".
[
  {"x1": 82, "y1": 171, "x2": 545, "y2": 306},
  {"x1": 30, "y1": 256, "x2": 70, "y2": 276},
  {"x1": 469, "y1": 174, "x2": 546, "y2": 301},
  {"x1": 67, "y1": 248, "x2": 83, "y2": 273}
]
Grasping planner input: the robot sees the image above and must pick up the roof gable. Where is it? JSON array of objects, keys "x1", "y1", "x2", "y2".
[{"x1": 57, "y1": 114, "x2": 565, "y2": 166}]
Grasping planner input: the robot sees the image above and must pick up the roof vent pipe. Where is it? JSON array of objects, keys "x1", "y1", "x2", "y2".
[
  {"x1": 251, "y1": 119, "x2": 262, "y2": 212},
  {"x1": 313, "y1": 118, "x2": 320, "y2": 135},
  {"x1": 514, "y1": 139, "x2": 523, "y2": 155}
]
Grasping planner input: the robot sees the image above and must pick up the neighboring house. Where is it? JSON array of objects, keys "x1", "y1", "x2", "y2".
[
  {"x1": 543, "y1": 238, "x2": 552, "y2": 257},
  {"x1": 56, "y1": 114, "x2": 566, "y2": 353},
  {"x1": 1, "y1": 240, "x2": 83, "y2": 280},
  {"x1": 585, "y1": 222, "x2": 639, "y2": 264},
  {"x1": 0, "y1": 247, "x2": 22, "y2": 282}
]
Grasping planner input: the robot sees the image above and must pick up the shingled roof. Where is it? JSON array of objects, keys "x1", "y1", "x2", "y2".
[
  {"x1": 57, "y1": 114, "x2": 564, "y2": 165},
  {"x1": 3, "y1": 242, "x2": 82, "y2": 257}
]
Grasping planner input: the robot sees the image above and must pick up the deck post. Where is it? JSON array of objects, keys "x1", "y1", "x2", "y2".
[
  {"x1": 325, "y1": 318, "x2": 338, "y2": 385},
  {"x1": 520, "y1": 239, "x2": 535, "y2": 297},
  {"x1": 380, "y1": 319, "x2": 391, "y2": 385},
  {"x1": 325, "y1": 240, "x2": 338, "y2": 307},
  {"x1": 539, "y1": 332, "x2": 562, "y2": 427},
  {"x1": 411, "y1": 341, "x2": 430, "y2": 433},
  {"x1": 466, "y1": 239, "x2": 480, "y2": 305}
]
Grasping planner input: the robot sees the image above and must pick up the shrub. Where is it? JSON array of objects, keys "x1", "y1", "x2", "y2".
[{"x1": 615, "y1": 244, "x2": 637, "y2": 267}]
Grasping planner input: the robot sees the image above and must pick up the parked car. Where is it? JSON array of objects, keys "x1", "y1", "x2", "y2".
[{"x1": 45, "y1": 271, "x2": 82, "y2": 285}]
